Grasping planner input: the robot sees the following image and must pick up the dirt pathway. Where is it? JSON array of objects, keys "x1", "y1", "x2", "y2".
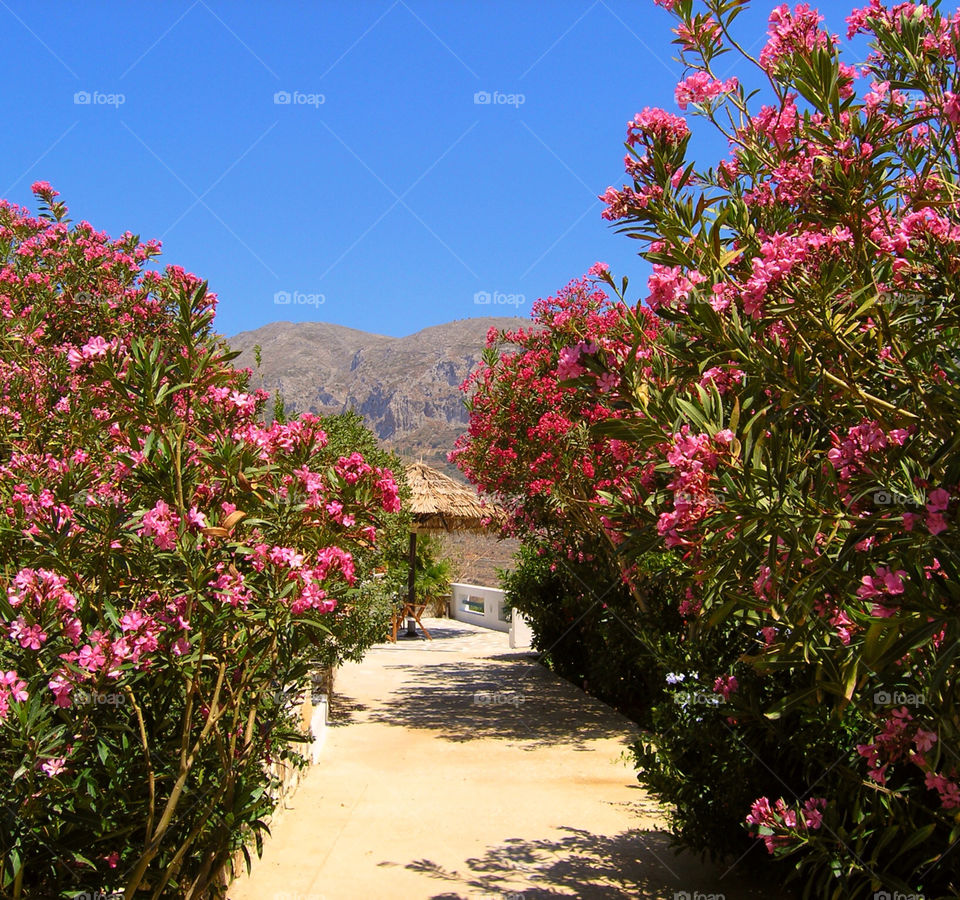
[{"x1": 227, "y1": 618, "x2": 771, "y2": 899}]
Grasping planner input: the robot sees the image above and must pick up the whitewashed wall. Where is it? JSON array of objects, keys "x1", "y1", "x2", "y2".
[
  {"x1": 450, "y1": 582, "x2": 511, "y2": 632},
  {"x1": 449, "y1": 583, "x2": 532, "y2": 648}
]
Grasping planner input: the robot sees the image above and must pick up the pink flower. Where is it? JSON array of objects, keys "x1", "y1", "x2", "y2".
[
  {"x1": 374, "y1": 470, "x2": 401, "y2": 514},
  {"x1": 229, "y1": 391, "x2": 256, "y2": 413},
  {"x1": 336, "y1": 452, "x2": 372, "y2": 485},
  {"x1": 48, "y1": 673, "x2": 73, "y2": 707},
  {"x1": 186, "y1": 506, "x2": 208, "y2": 529},
  {"x1": 759, "y1": 3, "x2": 831, "y2": 72},
  {"x1": 927, "y1": 512, "x2": 949, "y2": 535},
  {"x1": 77, "y1": 643, "x2": 106, "y2": 671},
  {"x1": 926, "y1": 489, "x2": 950, "y2": 534},
  {"x1": 67, "y1": 346, "x2": 85, "y2": 370},
  {"x1": 674, "y1": 72, "x2": 738, "y2": 110},
  {"x1": 802, "y1": 797, "x2": 825, "y2": 830},
  {"x1": 626, "y1": 108, "x2": 690, "y2": 147},
  {"x1": 596, "y1": 371, "x2": 620, "y2": 393},
  {"x1": 0, "y1": 670, "x2": 28, "y2": 716},
  {"x1": 31, "y1": 180, "x2": 58, "y2": 199},
  {"x1": 914, "y1": 728, "x2": 938, "y2": 753},
  {"x1": 746, "y1": 796, "x2": 775, "y2": 827},
  {"x1": 139, "y1": 499, "x2": 180, "y2": 551},
  {"x1": 9, "y1": 618, "x2": 47, "y2": 650},
  {"x1": 646, "y1": 265, "x2": 702, "y2": 311},
  {"x1": 556, "y1": 344, "x2": 586, "y2": 380},
  {"x1": 925, "y1": 771, "x2": 960, "y2": 809},
  {"x1": 927, "y1": 488, "x2": 950, "y2": 512},
  {"x1": 713, "y1": 674, "x2": 738, "y2": 700},
  {"x1": 943, "y1": 92, "x2": 960, "y2": 124},
  {"x1": 41, "y1": 757, "x2": 67, "y2": 777},
  {"x1": 857, "y1": 566, "x2": 906, "y2": 602},
  {"x1": 81, "y1": 335, "x2": 111, "y2": 359}
]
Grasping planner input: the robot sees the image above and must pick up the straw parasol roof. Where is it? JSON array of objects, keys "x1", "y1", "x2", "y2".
[
  {"x1": 399, "y1": 462, "x2": 505, "y2": 625},
  {"x1": 404, "y1": 461, "x2": 501, "y2": 533}
]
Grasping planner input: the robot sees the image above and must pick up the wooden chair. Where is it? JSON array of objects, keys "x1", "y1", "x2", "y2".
[
  {"x1": 387, "y1": 606, "x2": 405, "y2": 643},
  {"x1": 401, "y1": 599, "x2": 432, "y2": 640},
  {"x1": 386, "y1": 600, "x2": 433, "y2": 641}
]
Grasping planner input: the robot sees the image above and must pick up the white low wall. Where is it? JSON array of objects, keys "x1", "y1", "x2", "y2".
[
  {"x1": 449, "y1": 583, "x2": 532, "y2": 648},
  {"x1": 450, "y1": 582, "x2": 511, "y2": 632}
]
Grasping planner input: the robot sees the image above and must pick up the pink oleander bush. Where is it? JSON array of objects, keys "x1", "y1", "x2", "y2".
[
  {"x1": 0, "y1": 186, "x2": 404, "y2": 898},
  {"x1": 456, "y1": 1, "x2": 960, "y2": 895}
]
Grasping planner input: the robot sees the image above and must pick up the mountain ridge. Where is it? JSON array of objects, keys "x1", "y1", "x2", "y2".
[{"x1": 228, "y1": 316, "x2": 529, "y2": 476}]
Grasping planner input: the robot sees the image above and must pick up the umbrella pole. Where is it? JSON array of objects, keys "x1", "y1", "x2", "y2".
[{"x1": 406, "y1": 531, "x2": 417, "y2": 637}]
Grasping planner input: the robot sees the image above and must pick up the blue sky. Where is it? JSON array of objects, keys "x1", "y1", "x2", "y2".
[{"x1": 1, "y1": 1, "x2": 856, "y2": 338}]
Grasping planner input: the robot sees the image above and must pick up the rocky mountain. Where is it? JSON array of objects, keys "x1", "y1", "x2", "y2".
[{"x1": 227, "y1": 317, "x2": 528, "y2": 477}]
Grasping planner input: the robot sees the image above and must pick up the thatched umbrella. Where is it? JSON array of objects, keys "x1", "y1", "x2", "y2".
[{"x1": 401, "y1": 462, "x2": 502, "y2": 635}]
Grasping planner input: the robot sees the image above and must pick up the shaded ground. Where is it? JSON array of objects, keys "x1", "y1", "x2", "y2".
[{"x1": 227, "y1": 618, "x2": 779, "y2": 900}]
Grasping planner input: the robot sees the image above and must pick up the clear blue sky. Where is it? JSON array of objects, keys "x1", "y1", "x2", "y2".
[{"x1": 0, "y1": 1, "x2": 857, "y2": 338}]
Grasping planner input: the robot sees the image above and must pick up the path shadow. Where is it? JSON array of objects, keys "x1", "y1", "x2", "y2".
[
  {"x1": 389, "y1": 623, "x2": 478, "y2": 642},
  {"x1": 327, "y1": 693, "x2": 369, "y2": 726},
  {"x1": 365, "y1": 657, "x2": 638, "y2": 748},
  {"x1": 379, "y1": 826, "x2": 786, "y2": 899}
]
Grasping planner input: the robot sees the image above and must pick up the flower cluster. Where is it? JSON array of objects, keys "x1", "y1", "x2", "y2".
[
  {"x1": 0, "y1": 187, "x2": 407, "y2": 895},
  {"x1": 746, "y1": 796, "x2": 826, "y2": 852},
  {"x1": 460, "y1": 0, "x2": 960, "y2": 892}
]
